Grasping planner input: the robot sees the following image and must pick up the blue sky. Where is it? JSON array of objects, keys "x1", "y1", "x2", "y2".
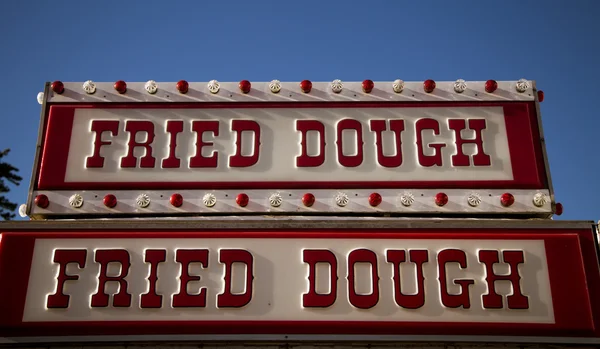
[{"x1": 0, "y1": 1, "x2": 598, "y2": 221}]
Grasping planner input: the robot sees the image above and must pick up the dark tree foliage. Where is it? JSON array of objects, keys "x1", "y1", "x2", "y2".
[{"x1": 0, "y1": 149, "x2": 23, "y2": 220}]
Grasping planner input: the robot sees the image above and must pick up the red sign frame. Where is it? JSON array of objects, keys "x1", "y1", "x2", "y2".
[
  {"x1": 1, "y1": 221, "x2": 599, "y2": 343},
  {"x1": 35, "y1": 101, "x2": 547, "y2": 191}
]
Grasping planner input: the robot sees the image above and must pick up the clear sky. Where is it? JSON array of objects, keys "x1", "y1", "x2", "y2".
[{"x1": 0, "y1": 0, "x2": 598, "y2": 221}]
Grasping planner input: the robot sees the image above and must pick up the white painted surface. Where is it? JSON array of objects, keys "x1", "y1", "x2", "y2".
[
  {"x1": 64, "y1": 107, "x2": 512, "y2": 183},
  {"x1": 24, "y1": 238, "x2": 552, "y2": 323}
]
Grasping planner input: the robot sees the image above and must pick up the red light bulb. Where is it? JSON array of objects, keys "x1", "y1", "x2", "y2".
[
  {"x1": 300, "y1": 80, "x2": 312, "y2": 93},
  {"x1": 362, "y1": 80, "x2": 374, "y2": 93},
  {"x1": 176, "y1": 80, "x2": 189, "y2": 94},
  {"x1": 555, "y1": 202, "x2": 563, "y2": 216},
  {"x1": 485, "y1": 80, "x2": 498, "y2": 93},
  {"x1": 236, "y1": 193, "x2": 249, "y2": 207},
  {"x1": 302, "y1": 193, "x2": 315, "y2": 207},
  {"x1": 170, "y1": 193, "x2": 183, "y2": 207},
  {"x1": 500, "y1": 193, "x2": 515, "y2": 207},
  {"x1": 368, "y1": 192, "x2": 382, "y2": 207},
  {"x1": 423, "y1": 79, "x2": 436, "y2": 93},
  {"x1": 103, "y1": 194, "x2": 117, "y2": 208},
  {"x1": 435, "y1": 192, "x2": 448, "y2": 206},
  {"x1": 34, "y1": 194, "x2": 49, "y2": 208},
  {"x1": 239, "y1": 80, "x2": 251, "y2": 94},
  {"x1": 114, "y1": 80, "x2": 127, "y2": 94},
  {"x1": 538, "y1": 90, "x2": 544, "y2": 102},
  {"x1": 51, "y1": 81, "x2": 64, "y2": 94}
]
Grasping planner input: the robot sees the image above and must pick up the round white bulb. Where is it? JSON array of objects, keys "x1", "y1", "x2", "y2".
[
  {"x1": 203, "y1": 193, "x2": 217, "y2": 207},
  {"x1": 269, "y1": 80, "x2": 281, "y2": 93},
  {"x1": 69, "y1": 194, "x2": 84, "y2": 208},
  {"x1": 208, "y1": 80, "x2": 220, "y2": 94},
  {"x1": 82, "y1": 80, "x2": 96, "y2": 94},
  {"x1": 18, "y1": 204, "x2": 28, "y2": 217},
  {"x1": 136, "y1": 194, "x2": 151, "y2": 208},
  {"x1": 532, "y1": 192, "x2": 548, "y2": 207},
  {"x1": 335, "y1": 192, "x2": 349, "y2": 207},
  {"x1": 454, "y1": 79, "x2": 467, "y2": 93},
  {"x1": 331, "y1": 79, "x2": 343, "y2": 93},
  {"x1": 516, "y1": 78, "x2": 530, "y2": 93},
  {"x1": 36, "y1": 92, "x2": 44, "y2": 105},
  {"x1": 392, "y1": 79, "x2": 405, "y2": 93},
  {"x1": 467, "y1": 193, "x2": 481, "y2": 207},
  {"x1": 269, "y1": 193, "x2": 283, "y2": 207},
  {"x1": 145, "y1": 80, "x2": 158, "y2": 94},
  {"x1": 399, "y1": 192, "x2": 414, "y2": 207}
]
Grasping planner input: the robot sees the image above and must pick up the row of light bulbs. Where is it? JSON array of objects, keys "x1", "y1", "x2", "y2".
[
  {"x1": 33, "y1": 191, "x2": 555, "y2": 211},
  {"x1": 46, "y1": 78, "x2": 537, "y2": 97}
]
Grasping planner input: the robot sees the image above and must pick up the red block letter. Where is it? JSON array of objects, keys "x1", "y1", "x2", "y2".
[
  {"x1": 173, "y1": 249, "x2": 209, "y2": 307},
  {"x1": 336, "y1": 119, "x2": 364, "y2": 167},
  {"x1": 449, "y1": 119, "x2": 491, "y2": 166},
  {"x1": 370, "y1": 120, "x2": 405, "y2": 168},
  {"x1": 86, "y1": 120, "x2": 119, "y2": 168},
  {"x1": 162, "y1": 120, "x2": 184, "y2": 168},
  {"x1": 296, "y1": 120, "x2": 326, "y2": 167},
  {"x1": 416, "y1": 118, "x2": 446, "y2": 167},
  {"x1": 120, "y1": 121, "x2": 156, "y2": 168},
  {"x1": 438, "y1": 249, "x2": 474, "y2": 309},
  {"x1": 140, "y1": 249, "x2": 167, "y2": 308},
  {"x1": 190, "y1": 120, "x2": 219, "y2": 168},
  {"x1": 47, "y1": 249, "x2": 87, "y2": 308},
  {"x1": 478, "y1": 250, "x2": 529, "y2": 309},
  {"x1": 302, "y1": 249, "x2": 338, "y2": 308},
  {"x1": 386, "y1": 249, "x2": 428, "y2": 309},
  {"x1": 91, "y1": 249, "x2": 132, "y2": 307},
  {"x1": 347, "y1": 249, "x2": 379, "y2": 309},
  {"x1": 229, "y1": 120, "x2": 261, "y2": 167},
  {"x1": 217, "y1": 249, "x2": 254, "y2": 308}
]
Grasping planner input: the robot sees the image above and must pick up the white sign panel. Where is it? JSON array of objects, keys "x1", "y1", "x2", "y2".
[
  {"x1": 63, "y1": 107, "x2": 512, "y2": 183},
  {"x1": 24, "y1": 237, "x2": 552, "y2": 323}
]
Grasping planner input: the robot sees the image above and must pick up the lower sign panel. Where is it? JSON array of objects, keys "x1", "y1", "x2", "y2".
[{"x1": 0, "y1": 227, "x2": 599, "y2": 341}]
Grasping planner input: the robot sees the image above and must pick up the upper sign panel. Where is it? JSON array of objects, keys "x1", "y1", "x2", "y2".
[{"x1": 28, "y1": 80, "x2": 552, "y2": 218}]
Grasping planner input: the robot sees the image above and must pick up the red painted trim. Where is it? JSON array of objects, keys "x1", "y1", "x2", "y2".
[
  {"x1": 577, "y1": 228, "x2": 600, "y2": 336},
  {"x1": 37, "y1": 106, "x2": 75, "y2": 189},
  {"x1": 544, "y1": 234, "x2": 594, "y2": 335},
  {"x1": 0, "y1": 228, "x2": 597, "y2": 339},
  {"x1": 36, "y1": 102, "x2": 547, "y2": 190},
  {"x1": 0, "y1": 234, "x2": 35, "y2": 329},
  {"x1": 503, "y1": 104, "x2": 543, "y2": 187}
]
